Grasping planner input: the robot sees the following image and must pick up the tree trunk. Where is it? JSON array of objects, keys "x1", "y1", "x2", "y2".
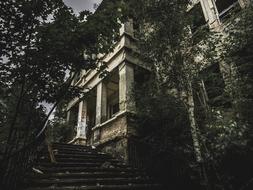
[
  {"x1": 187, "y1": 82, "x2": 203, "y2": 162},
  {"x1": 186, "y1": 82, "x2": 210, "y2": 190}
]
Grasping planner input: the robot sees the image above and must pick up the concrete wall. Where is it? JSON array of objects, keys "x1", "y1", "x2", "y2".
[
  {"x1": 92, "y1": 112, "x2": 138, "y2": 162},
  {"x1": 93, "y1": 112, "x2": 128, "y2": 161}
]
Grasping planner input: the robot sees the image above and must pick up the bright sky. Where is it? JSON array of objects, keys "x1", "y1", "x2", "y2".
[
  {"x1": 0, "y1": 1, "x2": 103, "y2": 120},
  {"x1": 63, "y1": 0, "x2": 103, "y2": 14},
  {"x1": 45, "y1": 0, "x2": 103, "y2": 117}
]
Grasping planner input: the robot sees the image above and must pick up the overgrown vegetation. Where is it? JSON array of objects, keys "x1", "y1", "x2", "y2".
[
  {"x1": 1, "y1": 0, "x2": 252, "y2": 189},
  {"x1": 0, "y1": 0, "x2": 126, "y2": 187},
  {"x1": 47, "y1": 101, "x2": 71, "y2": 143},
  {"x1": 0, "y1": 0, "x2": 125, "y2": 151},
  {"x1": 127, "y1": 1, "x2": 253, "y2": 189}
]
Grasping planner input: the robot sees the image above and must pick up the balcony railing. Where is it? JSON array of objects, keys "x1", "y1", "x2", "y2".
[{"x1": 219, "y1": 1, "x2": 240, "y2": 20}]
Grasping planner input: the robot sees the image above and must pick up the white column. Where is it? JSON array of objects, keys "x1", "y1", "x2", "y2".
[
  {"x1": 77, "y1": 100, "x2": 88, "y2": 123},
  {"x1": 81, "y1": 100, "x2": 88, "y2": 122},
  {"x1": 76, "y1": 101, "x2": 87, "y2": 139},
  {"x1": 119, "y1": 63, "x2": 135, "y2": 112},
  {"x1": 78, "y1": 101, "x2": 83, "y2": 124},
  {"x1": 96, "y1": 82, "x2": 107, "y2": 125},
  {"x1": 200, "y1": 0, "x2": 220, "y2": 28},
  {"x1": 66, "y1": 111, "x2": 70, "y2": 123}
]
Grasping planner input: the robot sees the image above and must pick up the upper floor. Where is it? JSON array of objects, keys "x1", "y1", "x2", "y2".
[{"x1": 189, "y1": 0, "x2": 251, "y2": 32}]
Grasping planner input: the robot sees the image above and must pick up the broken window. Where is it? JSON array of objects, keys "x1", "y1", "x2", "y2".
[
  {"x1": 106, "y1": 70, "x2": 120, "y2": 119},
  {"x1": 108, "y1": 101, "x2": 119, "y2": 118},
  {"x1": 189, "y1": 2, "x2": 206, "y2": 33},
  {"x1": 200, "y1": 63, "x2": 226, "y2": 107},
  {"x1": 215, "y1": 0, "x2": 240, "y2": 20},
  {"x1": 73, "y1": 71, "x2": 82, "y2": 84}
]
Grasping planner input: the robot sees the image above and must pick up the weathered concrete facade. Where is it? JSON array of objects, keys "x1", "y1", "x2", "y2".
[
  {"x1": 66, "y1": 0, "x2": 251, "y2": 162},
  {"x1": 190, "y1": 0, "x2": 249, "y2": 29},
  {"x1": 189, "y1": 0, "x2": 251, "y2": 102},
  {"x1": 66, "y1": 20, "x2": 145, "y2": 162}
]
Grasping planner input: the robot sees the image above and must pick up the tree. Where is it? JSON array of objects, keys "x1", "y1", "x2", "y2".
[
  {"x1": 125, "y1": 0, "x2": 253, "y2": 189},
  {"x1": 0, "y1": 0, "x2": 126, "y2": 188},
  {"x1": 201, "y1": 5, "x2": 253, "y2": 190},
  {"x1": 0, "y1": 0, "x2": 125, "y2": 148},
  {"x1": 125, "y1": 0, "x2": 210, "y2": 187},
  {"x1": 47, "y1": 100, "x2": 71, "y2": 143}
]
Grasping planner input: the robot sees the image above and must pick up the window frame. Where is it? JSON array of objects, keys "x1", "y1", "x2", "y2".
[{"x1": 215, "y1": 0, "x2": 241, "y2": 20}]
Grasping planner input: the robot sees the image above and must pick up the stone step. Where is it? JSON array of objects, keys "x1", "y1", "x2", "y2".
[
  {"x1": 25, "y1": 184, "x2": 163, "y2": 190},
  {"x1": 53, "y1": 150, "x2": 108, "y2": 157},
  {"x1": 52, "y1": 143, "x2": 91, "y2": 149},
  {"x1": 51, "y1": 145, "x2": 96, "y2": 152},
  {"x1": 51, "y1": 144, "x2": 98, "y2": 153},
  {"x1": 40, "y1": 157, "x2": 120, "y2": 164},
  {"x1": 26, "y1": 171, "x2": 146, "y2": 180},
  {"x1": 38, "y1": 162, "x2": 128, "y2": 168},
  {"x1": 43, "y1": 153, "x2": 112, "y2": 160},
  {"x1": 36, "y1": 166, "x2": 140, "y2": 173},
  {"x1": 23, "y1": 143, "x2": 162, "y2": 190},
  {"x1": 42, "y1": 147, "x2": 103, "y2": 154},
  {"x1": 26, "y1": 177, "x2": 154, "y2": 187},
  {"x1": 42, "y1": 148, "x2": 98, "y2": 155},
  {"x1": 51, "y1": 148, "x2": 98, "y2": 154},
  {"x1": 38, "y1": 162, "x2": 104, "y2": 168}
]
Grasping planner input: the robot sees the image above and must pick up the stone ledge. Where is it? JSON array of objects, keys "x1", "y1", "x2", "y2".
[
  {"x1": 93, "y1": 135, "x2": 128, "y2": 148},
  {"x1": 92, "y1": 111, "x2": 127, "y2": 131}
]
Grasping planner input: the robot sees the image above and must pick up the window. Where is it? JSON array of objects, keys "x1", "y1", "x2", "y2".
[
  {"x1": 107, "y1": 92, "x2": 119, "y2": 119},
  {"x1": 73, "y1": 71, "x2": 82, "y2": 84},
  {"x1": 216, "y1": 0, "x2": 240, "y2": 19},
  {"x1": 109, "y1": 103, "x2": 119, "y2": 118},
  {"x1": 200, "y1": 63, "x2": 226, "y2": 107},
  {"x1": 189, "y1": 3, "x2": 206, "y2": 33},
  {"x1": 106, "y1": 70, "x2": 120, "y2": 119}
]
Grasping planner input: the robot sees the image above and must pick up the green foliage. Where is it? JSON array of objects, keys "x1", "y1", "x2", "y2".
[
  {"x1": 227, "y1": 7, "x2": 253, "y2": 131},
  {"x1": 46, "y1": 100, "x2": 69, "y2": 142},
  {"x1": 200, "y1": 7, "x2": 253, "y2": 189},
  {"x1": 128, "y1": 1, "x2": 253, "y2": 190},
  {"x1": 0, "y1": 0, "x2": 127, "y2": 158},
  {"x1": 134, "y1": 74, "x2": 190, "y2": 143},
  {"x1": 48, "y1": 122, "x2": 71, "y2": 143},
  {"x1": 133, "y1": 70, "x2": 202, "y2": 189},
  {"x1": 0, "y1": 0, "x2": 126, "y2": 105}
]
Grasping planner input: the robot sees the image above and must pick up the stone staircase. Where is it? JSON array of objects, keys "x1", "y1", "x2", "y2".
[{"x1": 23, "y1": 143, "x2": 163, "y2": 190}]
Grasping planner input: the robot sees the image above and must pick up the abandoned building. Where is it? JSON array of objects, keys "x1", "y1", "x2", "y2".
[
  {"x1": 65, "y1": 0, "x2": 251, "y2": 162},
  {"x1": 1, "y1": 0, "x2": 252, "y2": 190}
]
